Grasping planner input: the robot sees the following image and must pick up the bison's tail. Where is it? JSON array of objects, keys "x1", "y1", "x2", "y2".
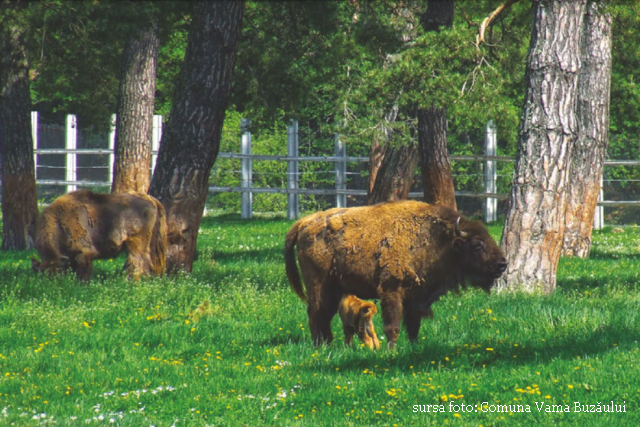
[
  {"x1": 149, "y1": 196, "x2": 168, "y2": 276},
  {"x1": 284, "y1": 221, "x2": 306, "y2": 302}
]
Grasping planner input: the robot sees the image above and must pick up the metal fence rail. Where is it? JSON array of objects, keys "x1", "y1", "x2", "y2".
[{"x1": 18, "y1": 113, "x2": 640, "y2": 227}]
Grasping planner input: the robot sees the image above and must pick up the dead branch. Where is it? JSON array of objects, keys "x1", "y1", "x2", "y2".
[{"x1": 476, "y1": 0, "x2": 521, "y2": 46}]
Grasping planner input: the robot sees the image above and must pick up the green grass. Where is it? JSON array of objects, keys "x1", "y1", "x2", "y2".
[{"x1": 1, "y1": 215, "x2": 639, "y2": 426}]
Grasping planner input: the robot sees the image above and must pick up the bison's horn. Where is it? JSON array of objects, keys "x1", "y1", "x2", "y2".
[{"x1": 456, "y1": 217, "x2": 468, "y2": 238}]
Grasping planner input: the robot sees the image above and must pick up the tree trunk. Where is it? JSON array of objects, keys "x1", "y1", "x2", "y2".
[
  {"x1": 417, "y1": 107, "x2": 457, "y2": 209},
  {"x1": 368, "y1": 144, "x2": 419, "y2": 205},
  {"x1": 0, "y1": 11, "x2": 39, "y2": 251},
  {"x1": 417, "y1": 0, "x2": 456, "y2": 210},
  {"x1": 562, "y1": 1, "x2": 612, "y2": 258},
  {"x1": 111, "y1": 18, "x2": 160, "y2": 194},
  {"x1": 421, "y1": 0, "x2": 454, "y2": 32},
  {"x1": 366, "y1": 105, "x2": 418, "y2": 204},
  {"x1": 498, "y1": 0, "x2": 587, "y2": 293},
  {"x1": 148, "y1": 1, "x2": 244, "y2": 273}
]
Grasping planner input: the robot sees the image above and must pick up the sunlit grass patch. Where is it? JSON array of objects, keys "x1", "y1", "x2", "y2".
[{"x1": 0, "y1": 214, "x2": 638, "y2": 426}]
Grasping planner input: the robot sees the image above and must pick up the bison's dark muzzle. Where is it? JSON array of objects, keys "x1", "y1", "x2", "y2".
[{"x1": 492, "y1": 258, "x2": 508, "y2": 278}]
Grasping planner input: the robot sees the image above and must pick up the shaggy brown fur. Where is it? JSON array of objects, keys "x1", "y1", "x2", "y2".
[
  {"x1": 338, "y1": 295, "x2": 380, "y2": 350},
  {"x1": 32, "y1": 190, "x2": 167, "y2": 280},
  {"x1": 285, "y1": 200, "x2": 507, "y2": 347}
]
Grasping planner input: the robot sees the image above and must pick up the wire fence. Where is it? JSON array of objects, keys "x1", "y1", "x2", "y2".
[{"x1": 16, "y1": 113, "x2": 640, "y2": 226}]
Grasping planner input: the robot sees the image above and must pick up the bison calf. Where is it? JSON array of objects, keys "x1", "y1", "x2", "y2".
[
  {"x1": 32, "y1": 190, "x2": 167, "y2": 280},
  {"x1": 339, "y1": 295, "x2": 380, "y2": 350},
  {"x1": 285, "y1": 200, "x2": 507, "y2": 347}
]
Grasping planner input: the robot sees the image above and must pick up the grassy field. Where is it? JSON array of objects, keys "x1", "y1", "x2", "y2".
[{"x1": 1, "y1": 214, "x2": 639, "y2": 426}]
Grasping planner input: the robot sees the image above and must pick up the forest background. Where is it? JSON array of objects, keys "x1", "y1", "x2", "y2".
[{"x1": 17, "y1": 0, "x2": 640, "y2": 221}]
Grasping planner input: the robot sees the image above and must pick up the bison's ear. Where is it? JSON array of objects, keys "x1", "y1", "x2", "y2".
[{"x1": 452, "y1": 237, "x2": 466, "y2": 253}]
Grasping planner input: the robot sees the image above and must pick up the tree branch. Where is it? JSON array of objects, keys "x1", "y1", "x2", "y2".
[{"x1": 476, "y1": 0, "x2": 521, "y2": 46}]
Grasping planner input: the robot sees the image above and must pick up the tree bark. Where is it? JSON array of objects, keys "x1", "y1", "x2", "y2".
[
  {"x1": 368, "y1": 143, "x2": 419, "y2": 204},
  {"x1": 0, "y1": 10, "x2": 39, "y2": 250},
  {"x1": 366, "y1": 105, "x2": 419, "y2": 204},
  {"x1": 421, "y1": 0, "x2": 454, "y2": 32},
  {"x1": 111, "y1": 18, "x2": 160, "y2": 194},
  {"x1": 417, "y1": 0, "x2": 456, "y2": 210},
  {"x1": 417, "y1": 106, "x2": 457, "y2": 209},
  {"x1": 498, "y1": 0, "x2": 587, "y2": 293},
  {"x1": 148, "y1": 1, "x2": 244, "y2": 272},
  {"x1": 562, "y1": 1, "x2": 612, "y2": 258}
]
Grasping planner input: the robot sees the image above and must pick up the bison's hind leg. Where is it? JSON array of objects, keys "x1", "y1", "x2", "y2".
[{"x1": 306, "y1": 280, "x2": 341, "y2": 346}]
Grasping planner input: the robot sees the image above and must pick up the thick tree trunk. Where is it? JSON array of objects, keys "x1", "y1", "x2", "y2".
[
  {"x1": 421, "y1": 0, "x2": 454, "y2": 31},
  {"x1": 0, "y1": 14, "x2": 38, "y2": 250},
  {"x1": 111, "y1": 18, "x2": 160, "y2": 194},
  {"x1": 498, "y1": 0, "x2": 587, "y2": 293},
  {"x1": 417, "y1": 107, "x2": 457, "y2": 209},
  {"x1": 368, "y1": 144, "x2": 419, "y2": 204},
  {"x1": 563, "y1": 1, "x2": 612, "y2": 258},
  {"x1": 366, "y1": 105, "x2": 418, "y2": 204},
  {"x1": 417, "y1": 0, "x2": 456, "y2": 210},
  {"x1": 148, "y1": 1, "x2": 244, "y2": 272}
]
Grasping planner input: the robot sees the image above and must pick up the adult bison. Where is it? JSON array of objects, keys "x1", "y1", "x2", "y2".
[
  {"x1": 32, "y1": 190, "x2": 167, "y2": 280},
  {"x1": 285, "y1": 200, "x2": 507, "y2": 347}
]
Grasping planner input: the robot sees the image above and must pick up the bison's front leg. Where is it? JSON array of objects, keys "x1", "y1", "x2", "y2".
[
  {"x1": 74, "y1": 252, "x2": 94, "y2": 281},
  {"x1": 380, "y1": 292, "x2": 403, "y2": 348}
]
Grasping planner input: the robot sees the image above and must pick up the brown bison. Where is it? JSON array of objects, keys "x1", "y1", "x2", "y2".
[
  {"x1": 285, "y1": 200, "x2": 507, "y2": 347},
  {"x1": 32, "y1": 190, "x2": 167, "y2": 280}
]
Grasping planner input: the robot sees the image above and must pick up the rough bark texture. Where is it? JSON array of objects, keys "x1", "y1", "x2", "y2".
[
  {"x1": 0, "y1": 14, "x2": 38, "y2": 250},
  {"x1": 562, "y1": 1, "x2": 612, "y2": 258},
  {"x1": 111, "y1": 18, "x2": 160, "y2": 194},
  {"x1": 367, "y1": 106, "x2": 399, "y2": 198},
  {"x1": 498, "y1": 0, "x2": 587, "y2": 293},
  {"x1": 368, "y1": 144, "x2": 419, "y2": 204},
  {"x1": 417, "y1": 0, "x2": 457, "y2": 210},
  {"x1": 148, "y1": 1, "x2": 244, "y2": 272},
  {"x1": 417, "y1": 107, "x2": 457, "y2": 209},
  {"x1": 421, "y1": 0, "x2": 454, "y2": 31}
]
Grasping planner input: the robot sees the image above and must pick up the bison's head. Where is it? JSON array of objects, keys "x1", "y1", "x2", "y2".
[{"x1": 452, "y1": 217, "x2": 507, "y2": 292}]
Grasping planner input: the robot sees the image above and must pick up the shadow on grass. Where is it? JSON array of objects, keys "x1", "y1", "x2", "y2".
[{"x1": 294, "y1": 324, "x2": 640, "y2": 375}]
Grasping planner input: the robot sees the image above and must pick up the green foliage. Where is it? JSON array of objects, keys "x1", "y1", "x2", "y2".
[{"x1": 1, "y1": 217, "x2": 639, "y2": 425}]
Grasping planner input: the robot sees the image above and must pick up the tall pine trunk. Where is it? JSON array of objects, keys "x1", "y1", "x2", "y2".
[
  {"x1": 562, "y1": 1, "x2": 612, "y2": 258},
  {"x1": 498, "y1": 0, "x2": 587, "y2": 293},
  {"x1": 417, "y1": 0, "x2": 456, "y2": 209},
  {"x1": 148, "y1": 1, "x2": 244, "y2": 272},
  {"x1": 111, "y1": 18, "x2": 160, "y2": 194},
  {"x1": 368, "y1": 144, "x2": 419, "y2": 204},
  {"x1": 0, "y1": 11, "x2": 38, "y2": 250},
  {"x1": 417, "y1": 106, "x2": 457, "y2": 209}
]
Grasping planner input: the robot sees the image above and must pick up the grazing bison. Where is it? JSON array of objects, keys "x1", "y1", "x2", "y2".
[
  {"x1": 32, "y1": 190, "x2": 167, "y2": 280},
  {"x1": 285, "y1": 200, "x2": 507, "y2": 347}
]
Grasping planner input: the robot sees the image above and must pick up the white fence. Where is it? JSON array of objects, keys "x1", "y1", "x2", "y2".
[{"x1": 25, "y1": 113, "x2": 640, "y2": 227}]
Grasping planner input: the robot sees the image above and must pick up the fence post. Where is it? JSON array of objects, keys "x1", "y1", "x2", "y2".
[
  {"x1": 484, "y1": 120, "x2": 497, "y2": 223},
  {"x1": 66, "y1": 114, "x2": 77, "y2": 193},
  {"x1": 31, "y1": 111, "x2": 38, "y2": 179},
  {"x1": 287, "y1": 119, "x2": 299, "y2": 220},
  {"x1": 108, "y1": 114, "x2": 116, "y2": 185},
  {"x1": 152, "y1": 114, "x2": 162, "y2": 173},
  {"x1": 241, "y1": 119, "x2": 252, "y2": 219},
  {"x1": 335, "y1": 133, "x2": 347, "y2": 208},
  {"x1": 594, "y1": 174, "x2": 604, "y2": 230}
]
